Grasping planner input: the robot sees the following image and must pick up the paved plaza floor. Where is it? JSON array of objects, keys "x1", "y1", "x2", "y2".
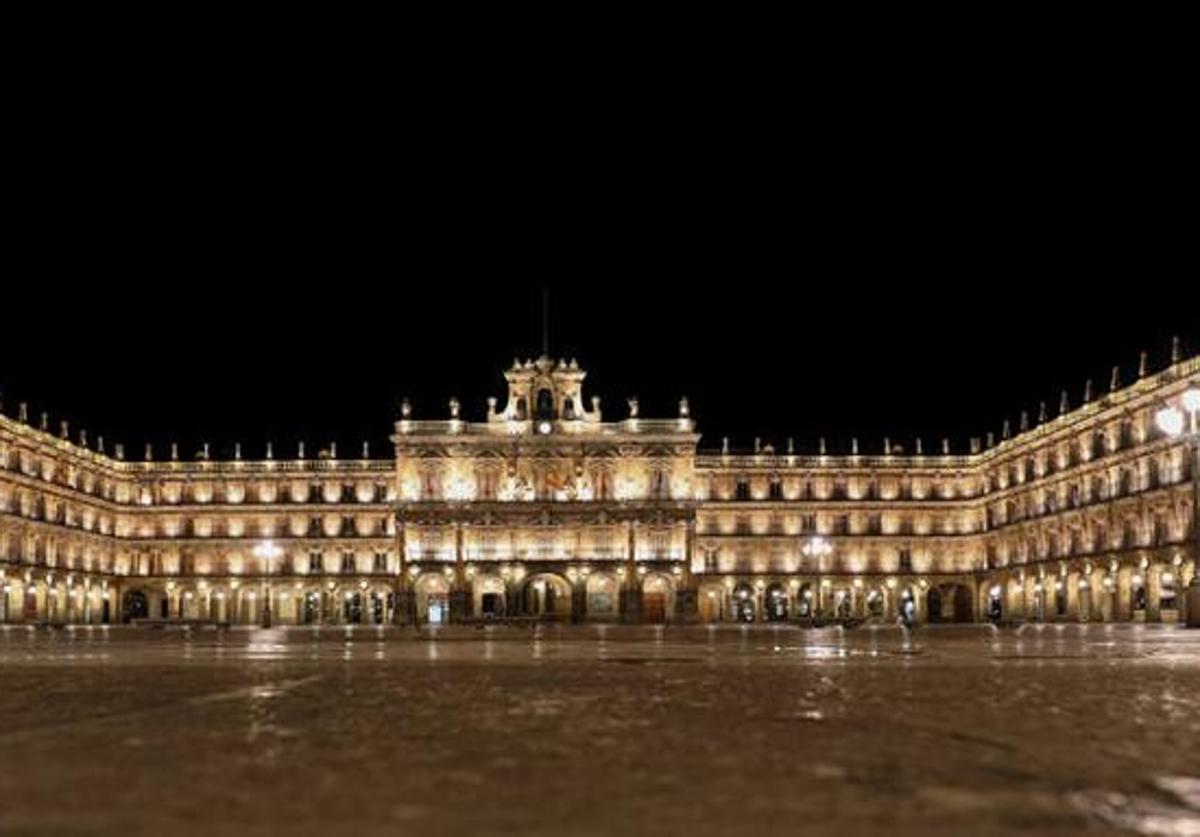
[{"x1": 1, "y1": 623, "x2": 1198, "y2": 836}]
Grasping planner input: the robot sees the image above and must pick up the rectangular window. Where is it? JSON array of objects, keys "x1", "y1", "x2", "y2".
[
  {"x1": 308, "y1": 552, "x2": 322, "y2": 573},
  {"x1": 373, "y1": 552, "x2": 388, "y2": 572},
  {"x1": 341, "y1": 552, "x2": 355, "y2": 573}
]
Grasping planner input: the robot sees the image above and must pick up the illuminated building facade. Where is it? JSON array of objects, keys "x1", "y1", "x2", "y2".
[{"x1": 1, "y1": 348, "x2": 1197, "y2": 627}]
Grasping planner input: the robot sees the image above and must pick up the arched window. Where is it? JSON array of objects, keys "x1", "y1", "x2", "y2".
[{"x1": 535, "y1": 389, "x2": 556, "y2": 422}]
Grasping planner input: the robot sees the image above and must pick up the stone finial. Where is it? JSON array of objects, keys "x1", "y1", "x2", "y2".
[
  {"x1": 171, "y1": 442, "x2": 179, "y2": 461},
  {"x1": 970, "y1": 437, "x2": 981, "y2": 454},
  {"x1": 59, "y1": 420, "x2": 69, "y2": 439},
  {"x1": 1020, "y1": 410, "x2": 1029, "y2": 432},
  {"x1": 200, "y1": 443, "x2": 210, "y2": 460},
  {"x1": 40, "y1": 412, "x2": 48, "y2": 431},
  {"x1": 234, "y1": 443, "x2": 242, "y2": 460},
  {"x1": 265, "y1": 441, "x2": 273, "y2": 460},
  {"x1": 819, "y1": 437, "x2": 827, "y2": 455},
  {"x1": 80, "y1": 429, "x2": 88, "y2": 448},
  {"x1": 400, "y1": 398, "x2": 412, "y2": 419},
  {"x1": 678, "y1": 396, "x2": 690, "y2": 418},
  {"x1": 298, "y1": 441, "x2": 306, "y2": 459},
  {"x1": 487, "y1": 396, "x2": 497, "y2": 413},
  {"x1": 330, "y1": 442, "x2": 338, "y2": 459},
  {"x1": 1138, "y1": 350, "x2": 1148, "y2": 378},
  {"x1": 362, "y1": 441, "x2": 370, "y2": 459},
  {"x1": 1083, "y1": 379, "x2": 1093, "y2": 404},
  {"x1": 97, "y1": 436, "x2": 105, "y2": 454},
  {"x1": 884, "y1": 437, "x2": 892, "y2": 455},
  {"x1": 787, "y1": 437, "x2": 795, "y2": 455},
  {"x1": 115, "y1": 444, "x2": 125, "y2": 461},
  {"x1": 627, "y1": 397, "x2": 639, "y2": 418},
  {"x1": 144, "y1": 443, "x2": 153, "y2": 461},
  {"x1": 1002, "y1": 420, "x2": 1011, "y2": 440},
  {"x1": 942, "y1": 438, "x2": 950, "y2": 455},
  {"x1": 1171, "y1": 335, "x2": 1182, "y2": 364},
  {"x1": 449, "y1": 397, "x2": 460, "y2": 419},
  {"x1": 1038, "y1": 402, "x2": 1047, "y2": 423},
  {"x1": 721, "y1": 436, "x2": 729, "y2": 455},
  {"x1": 916, "y1": 437, "x2": 923, "y2": 455},
  {"x1": 851, "y1": 437, "x2": 859, "y2": 456},
  {"x1": 754, "y1": 437, "x2": 761, "y2": 453},
  {"x1": 1059, "y1": 390, "x2": 1069, "y2": 415},
  {"x1": 19, "y1": 402, "x2": 28, "y2": 422},
  {"x1": 591, "y1": 395, "x2": 601, "y2": 413},
  {"x1": 986, "y1": 432, "x2": 995, "y2": 449}
]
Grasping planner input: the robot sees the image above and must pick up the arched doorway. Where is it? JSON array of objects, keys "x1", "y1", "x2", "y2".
[
  {"x1": 122, "y1": 590, "x2": 148, "y2": 623},
  {"x1": 926, "y1": 587, "x2": 943, "y2": 624},
  {"x1": 642, "y1": 574, "x2": 674, "y2": 624},
  {"x1": 866, "y1": 588, "x2": 885, "y2": 618},
  {"x1": 416, "y1": 574, "x2": 451, "y2": 624},
  {"x1": 733, "y1": 582, "x2": 755, "y2": 622},
  {"x1": 522, "y1": 574, "x2": 570, "y2": 619},
  {"x1": 796, "y1": 583, "x2": 814, "y2": 618},
  {"x1": 475, "y1": 574, "x2": 507, "y2": 619},
  {"x1": 302, "y1": 590, "x2": 321, "y2": 624},
  {"x1": 764, "y1": 583, "x2": 789, "y2": 622}
]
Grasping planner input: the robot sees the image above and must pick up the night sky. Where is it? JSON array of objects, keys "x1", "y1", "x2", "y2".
[{"x1": 4, "y1": 68, "x2": 1194, "y2": 460}]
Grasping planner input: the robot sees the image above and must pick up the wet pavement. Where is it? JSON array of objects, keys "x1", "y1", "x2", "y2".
[{"x1": 1, "y1": 623, "x2": 1198, "y2": 837}]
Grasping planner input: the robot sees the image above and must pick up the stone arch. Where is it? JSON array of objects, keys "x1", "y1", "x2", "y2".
[
  {"x1": 415, "y1": 573, "x2": 452, "y2": 624},
  {"x1": 764, "y1": 581, "x2": 789, "y2": 621},
  {"x1": 122, "y1": 588, "x2": 149, "y2": 623},
  {"x1": 641, "y1": 573, "x2": 675, "y2": 623},
  {"x1": 520, "y1": 573, "x2": 571, "y2": 618},
  {"x1": 732, "y1": 581, "x2": 756, "y2": 622},
  {"x1": 473, "y1": 573, "x2": 508, "y2": 619}
]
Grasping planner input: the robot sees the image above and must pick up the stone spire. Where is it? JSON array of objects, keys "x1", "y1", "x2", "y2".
[
  {"x1": 1172, "y1": 335, "x2": 1182, "y2": 364},
  {"x1": 1020, "y1": 410, "x2": 1029, "y2": 432},
  {"x1": 144, "y1": 443, "x2": 153, "y2": 461},
  {"x1": 942, "y1": 438, "x2": 950, "y2": 455},
  {"x1": 1110, "y1": 365, "x2": 1121, "y2": 391},
  {"x1": 1083, "y1": 379, "x2": 1093, "y2": 404},
  {"x1": 1059, "y1": 390, "x2": 1069, "y2": 415},
  {"x1": 1002, "y1": 419, "x2": 1011, "y2": 440},
  {"x1": 1038, "y1": 402, "x2": 1047, "y2": 424},
  {"x1": 1138, "y1": 350, "x2": 1148, "y2": 378}
]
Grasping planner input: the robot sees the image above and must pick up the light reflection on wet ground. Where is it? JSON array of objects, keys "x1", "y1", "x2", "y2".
[{"x1": 1, "y1": 623, "x2": 1198, "y2": 836}]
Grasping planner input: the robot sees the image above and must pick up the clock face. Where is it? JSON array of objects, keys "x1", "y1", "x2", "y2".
[{"x1": 537, "y1": 421, "x2": 552, "y2": 435}]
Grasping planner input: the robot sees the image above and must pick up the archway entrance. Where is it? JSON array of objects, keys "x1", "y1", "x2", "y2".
[
  {"x1": 926, "y1": 587, "x2": 943, "y2": 623},
  {"x1": 796, "y1": 583, "x2": 814, "y2": 618},
  {"x1": 416, "y1": 574, "x2": 451, "y2": 624},
  {"x1": 642, "y1": 575, "x2": 672, "y2": 624},
  {"x1": 522, "y1": 574, "x2": 570, "y2": 619},
  {"x1": 302, "y1": 591, "x2": 320, "y2": 624},
  {"x1": 122, "y1": 590, "x2": 148, "y2": 623},
  {"x1": 764, "y1": 583, "x2": 789, "y2": 621},
  {"x1": 733, "y1": 583, "x2": 755, "y2": 622}
]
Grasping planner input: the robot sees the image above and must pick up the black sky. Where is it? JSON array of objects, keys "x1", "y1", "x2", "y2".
[{"x1": 3, "y1": 47, "x2": 1194, "y2": 459}]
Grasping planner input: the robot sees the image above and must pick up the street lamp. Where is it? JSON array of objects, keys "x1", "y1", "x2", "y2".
[
  {"x1": 253, "y1": 540, "x2": 283, "y2": 627},
  {"x1": 1156, "y1": 386, "x2": 1200, "y2": 628}
]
